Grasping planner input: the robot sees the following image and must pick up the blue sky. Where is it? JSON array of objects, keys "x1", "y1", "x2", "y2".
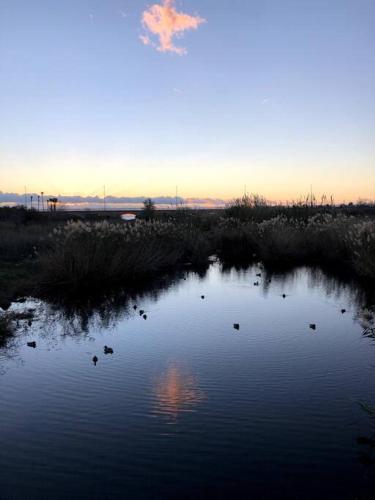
[{"x1": 0, "y1": 0, "x2": 374, "y2": 202}]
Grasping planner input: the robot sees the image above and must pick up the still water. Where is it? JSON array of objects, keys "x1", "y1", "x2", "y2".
[{"x1": 1, "y1": 264, "x2": 374, "y2": 499}]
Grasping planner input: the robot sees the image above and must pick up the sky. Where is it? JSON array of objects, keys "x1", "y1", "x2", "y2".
[{"x1": 0, "y1": 0, "x2": 374, "y2": 203}]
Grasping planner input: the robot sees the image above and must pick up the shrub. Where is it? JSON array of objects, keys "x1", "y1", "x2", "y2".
[
  {"x1": 225, "y1": 194, "x2": 269, "y2": 222},
  {"x1": 140, "y1": 198, "x2": 156, "y2": 220}
]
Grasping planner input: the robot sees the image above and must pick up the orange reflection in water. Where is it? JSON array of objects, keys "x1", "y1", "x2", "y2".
[{"x1": 153, "y1": 364, "x2": 204, "y2": 421}]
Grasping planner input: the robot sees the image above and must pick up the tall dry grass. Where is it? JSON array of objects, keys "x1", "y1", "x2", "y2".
[
  {"x1": 39, "y1": 220, "x2": 212, "y2": 292},
  {"x1": 1, "y1": 208, "x2": 374, "y2": 295},
  {"x1": 214, "y1": 214, "x2": 375, "y2": 277}
]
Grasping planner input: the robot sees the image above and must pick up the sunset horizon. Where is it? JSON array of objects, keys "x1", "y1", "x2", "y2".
[{"x1": 1, "y1": 0, "x2": 374, "y2": 204}]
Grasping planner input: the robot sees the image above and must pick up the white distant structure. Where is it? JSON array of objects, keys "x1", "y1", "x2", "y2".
[{"x1": 121, "y1": 213, "x2": 136, "y2": 222}]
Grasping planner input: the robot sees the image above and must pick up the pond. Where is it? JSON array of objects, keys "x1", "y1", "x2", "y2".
[{"x1": 0, "y1": 263, "x2": 374, "y2": 499}]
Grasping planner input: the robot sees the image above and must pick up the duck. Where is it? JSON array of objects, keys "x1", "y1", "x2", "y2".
[
  {"x1": 92, "y1": 355, "x2": 98, "y2": 365},
  {"x1": 309, "y1": 324, "x2": 316, "y2": 330},
  {"x1": 282, "y1": 294, "x2": 286, "y2": 298},
  {"x1": 27, "y1": 341, "x2": 36, "y2": 348},
  {"x1": 133, "y1": 305, "x2": 137, "y2": 310},
  {"x1": 104, "y1": 346, "x2": 114, "y2": 355},
  {"x1": 254, "y1": 281, "x2": 259, "y2": 286},
  {"x1": 233, "y1": 323, "x2": 240, "y2": 330},
  {"x1": 139, "y1": 309, "x2": 145, "y2": 315},
  {"x1": 143, "y1": 314, "x2": 147, "y2": 320},
  {"x1": 201, "y1": 295, "x2": 205, "y2": 299},
  {"x1": 256, "y1": 273, "x2": 261, "y2": 277},
  {"x1": 341, "y1": 309, "x2": 346, "y2": 314}
]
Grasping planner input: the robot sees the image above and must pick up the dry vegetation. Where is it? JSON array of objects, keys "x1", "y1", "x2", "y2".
[{"x1": 0, "y1": 202, "x2": 374, "y2": 298}]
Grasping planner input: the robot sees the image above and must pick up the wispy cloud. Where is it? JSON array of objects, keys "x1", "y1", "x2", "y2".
[{"x1": 141, "y1": 0, "x2": 205, "y2": 55}]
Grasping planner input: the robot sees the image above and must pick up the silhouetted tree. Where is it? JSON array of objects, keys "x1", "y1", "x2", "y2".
[{"x1": 141, "y1": 198, "x2": 156, "y2": 220}]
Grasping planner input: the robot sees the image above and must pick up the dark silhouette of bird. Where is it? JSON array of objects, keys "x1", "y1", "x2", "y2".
[
  {"x1": 256, "y1": 273, "x2": 261, "y2": 277},
  {"x1": 201, "y1": 295, "x2": 205, "y2": 299},
  {"x1": 282, "y1": 294, "x2": 286, "y2": 298},
  {"x1": 27, "y1": 341, "x2": 36, "y2": 348},
  {"x1": 309, "y1": 324, "x2": 316, "y2": 330},
  {"x1": 104, "y1": 346, "x2": 113, "y2": 355},
  {"x1": 143, "y1": 314, "x2": 147, "y2": 320},
  {"x1": 27, "y1": 319, "x2": 32, "y2": 327},
  {"x1": 92, "y1": 356, "x2": 98, "y2": 365},
  {"x1": 233, "y1": 323, "x2": 240, "y2": 330},
  {"x1": 133, "y1": 305, "x2": 137, "y2": 310},
  {"x1": 139, "y1": 310, "x2": 145, "y2": 315},
  {"x1": 254, "y1": 281, "x2": 259, "y2": 286},
  {"x1": 341, "y1": 309, "x2": 346, "y2": 314}
]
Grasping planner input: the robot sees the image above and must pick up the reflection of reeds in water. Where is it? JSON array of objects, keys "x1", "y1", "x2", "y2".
[
  {"x1": 153, "y1": 364, "x2": 204, "y2": 421},
  {"x1": 356, "y1": 308, "x2": 375, "y2": 339}
]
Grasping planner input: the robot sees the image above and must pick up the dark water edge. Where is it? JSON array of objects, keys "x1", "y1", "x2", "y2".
[{"x1": 1, "y1": 262, "x2": 375, "y2": 499}]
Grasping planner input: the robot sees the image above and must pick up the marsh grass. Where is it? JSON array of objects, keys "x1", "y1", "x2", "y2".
[
  {"x1": 0, "y1": 206, "x2": 374, "y2": 295},
  {"x1": 39, "y1": 220, "x2": 213, "y2": 292},
  {"x1": 214, "y1": 214, "x2": 374, "y2": 277}
]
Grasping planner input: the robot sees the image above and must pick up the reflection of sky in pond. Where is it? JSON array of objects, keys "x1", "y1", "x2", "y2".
[{"x1": 0, "y1": 263, "x2": 375, "y2": 498}]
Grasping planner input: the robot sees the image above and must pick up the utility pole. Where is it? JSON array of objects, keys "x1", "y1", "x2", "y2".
[
  {"x1": 103, "y1": 185, "x2": 106, "y2": 211},
  {"x1": 30, "y1": 195, "x2": 33, "y2": 209},
  {"x1": 37, "y1": 195, "x2": 40, "y2": 211},
  {"x1": 41, "y1": 192, "x2": 44, "y2": 211}
]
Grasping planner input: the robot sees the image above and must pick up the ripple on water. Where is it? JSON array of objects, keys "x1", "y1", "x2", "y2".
[{"x1": 0, "y1": 264, "x2": 374, "y2": 499}]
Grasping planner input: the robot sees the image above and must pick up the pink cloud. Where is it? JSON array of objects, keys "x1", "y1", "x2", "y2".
[{"x1": 141, "y1": 0, "x2": 205, "y2": 55}]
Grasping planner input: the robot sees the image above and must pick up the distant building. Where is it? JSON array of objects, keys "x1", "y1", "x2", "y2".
[{"x1": 121, "y1": 213, "x2": 136, "y2": 222}]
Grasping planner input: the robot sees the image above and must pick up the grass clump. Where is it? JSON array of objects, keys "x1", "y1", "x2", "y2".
[
  {"x1": 347, "y1": 221, "x2": 375, "y2": 280},
  {"x1": 214, "y1": 218, "x2": 259, "y2": 262},
  {"x1": 39, "y1": 220, "x2": 212, "y2": 292},
  {"x1": 214, "y1": 213, "x2": 375, "y2": 275}
]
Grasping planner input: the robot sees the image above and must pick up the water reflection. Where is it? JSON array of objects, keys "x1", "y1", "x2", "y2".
[
  {"x1": 1, "y1": 262, "x2": 375, "y2": 498},
  {"x1": 153, "y1": 363, "x2": 204, "y2": 422},
  {"x1": 1, "y1": 263, "x2": 375, "y2": 361},
  {"x1": 356, "y1": 307, "x2": 375, "y2": 339},
  {"x1": 42, "y1": 266, "x2": 210, "y2": 335}
]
